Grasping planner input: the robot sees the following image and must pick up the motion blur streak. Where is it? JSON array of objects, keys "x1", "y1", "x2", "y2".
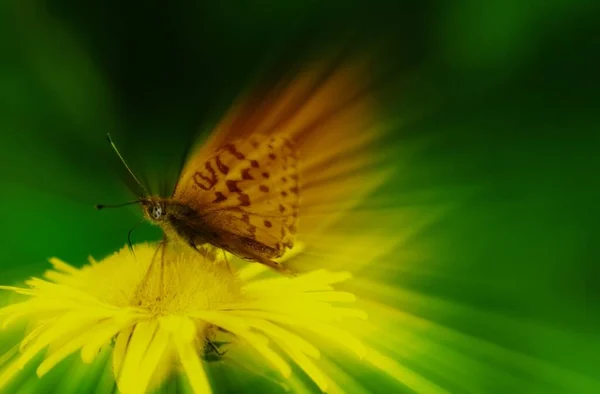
[
  {"x1": 182, "y1": 55, "x2": 392, "y2": 242},
  {"x1": 1, "y1": 0, "x2": 599, "y2": 393}
]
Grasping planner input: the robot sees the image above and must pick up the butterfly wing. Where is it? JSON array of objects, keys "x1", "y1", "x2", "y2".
[{"x1": 173, "y1": 134, "x2": 299, "y2": 258}]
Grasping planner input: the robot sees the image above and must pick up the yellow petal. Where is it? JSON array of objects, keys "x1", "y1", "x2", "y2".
[
  {"x1": 20, "y1": 320, "x2": 55, "y2": 352},
  {"x1": 80, "y1": 318, "x2": 135, "y2": 364},
  {"x1": 332, "y1": 307, "x2": 368, "y2": 320},
  {"x1": 308, "y1": 322, "x2": 366, "y2": 359},
  {"x1": 0, "y1": 344, "x2": 18, "y2": 368},
  {"x1": 244, "y1": 318, "x2": 320, "y2": 359},
  {"x1": 0, "y1": 301, "x2": 46, "y2": 328},
  {"x1": 237, "y1": 331, "x2": 292, "y2": 378},
  {"x1": 43, "y1": 270, "x2": 73, "y2": 284},
  {"x1": 135, "y1": 325, "x2": 170, "y2": 394},
  {"x1": 304, "y1": 291, "x2": 357, "y2": 303},
  {"x1": 190, "y1": 311, "x2": 252, "y2": 335},
  {"x1": 229, "y1": 310, "x2": 366, "y2": 359},
  {"x1": 237, "y1": 264, "x2": 269, "y2": 281},
  {"x1": 224, "y1": 354, "x2": 292, "y2": 392},
  {"x1": 0, "y1": 360, "x2": 21, "y2": 391},
  {"x1": 118, "y1": 319, "x2": 158, "y2": 394},
  {"x1": 190, "y1": 312, "x2": 290, "y2": 377},
  {"x1": 226, "y1": 310, "x2": 298, "y2": 325},
  {"x1": 37, "y1": 318, "x2": 128, "y2": 377},
  {"x1": 112, "y1": 325, "x2": 133, "y2": 381},
  {"x1": 280, "y1": 343, "x2": 328, "y2": 392},
  {"x1": 0, "y1": 286, "x2": 36, "y2": 296},
  {"x1": 22, "y1": 278, "x2": 115, "y2": 312},
  {"x1": 17, "y1": 313, "x2": 100, "y2": 370},
  {"x1": 167, "y1": 316, "x2": 212, "y2": 394},
  {"x1": 48, "y1": 258, "x2": 79, "y2": 274},
  {"x1": 0, "y1": 346, "x2": 23, "y2": 389}
]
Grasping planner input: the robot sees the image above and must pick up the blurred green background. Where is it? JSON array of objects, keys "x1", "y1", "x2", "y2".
[{"x1": 0, "y1": 0, "x2": 599, "y2": 393}]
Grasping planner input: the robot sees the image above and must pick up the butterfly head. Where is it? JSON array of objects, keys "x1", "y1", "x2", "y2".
[{"x1": 141, "y1": 198, "x2": 167, "y2": 222}]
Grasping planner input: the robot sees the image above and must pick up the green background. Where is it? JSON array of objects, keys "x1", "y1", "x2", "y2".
[{"x1": 1, "y1": 0, "x2": 599, "y2": 393}]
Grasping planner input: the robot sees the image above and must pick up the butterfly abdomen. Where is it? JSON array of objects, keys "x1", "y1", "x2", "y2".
[{"x1": 163, "y1": 208, "x2": 216, "y2": 250}]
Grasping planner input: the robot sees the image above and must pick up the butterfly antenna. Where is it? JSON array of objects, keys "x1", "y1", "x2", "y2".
[
  {"x1": 95, "y1": 200, "x2": 142, "y2": 210},
  {"x1": 221, "y1": 249, "x2": 233, "y2": 274},
  {"x1": 106, "y1": 133, "x2": 150, "y2": 196}
]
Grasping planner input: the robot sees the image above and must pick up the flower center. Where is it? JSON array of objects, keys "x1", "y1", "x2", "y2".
[{"x1": 131, "y1": 246, "x2": 241, "y2": 316}]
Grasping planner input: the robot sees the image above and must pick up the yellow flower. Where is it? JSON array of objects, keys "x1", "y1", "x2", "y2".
[{"x1": 0, "y1": 243, "x2": 369, "y2": 394}]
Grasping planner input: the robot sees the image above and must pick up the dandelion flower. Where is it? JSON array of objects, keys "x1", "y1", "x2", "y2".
[{"x1": 0, "y1": 243, "x2": 370, "y2": 393}]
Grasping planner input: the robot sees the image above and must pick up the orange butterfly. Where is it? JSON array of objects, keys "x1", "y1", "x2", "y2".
[
  {"x1": 100, "y1": 55, "x2": 380, "y2": 275},
  {"x1": 99, "y1": 132, "x2": 299, "y2": 275}
]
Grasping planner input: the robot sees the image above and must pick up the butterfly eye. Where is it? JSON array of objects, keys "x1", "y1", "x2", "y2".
[{"x1": 152, "y1": 206, "x2": 163, "y2": 219}]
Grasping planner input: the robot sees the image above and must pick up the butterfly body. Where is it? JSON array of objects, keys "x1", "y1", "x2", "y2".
[
  {"x1": 103, "y1": 133, "x2": 299, "y2": 274},
  {"x1": 140, "y1": 196, "x2": 199, "y2": 244}
]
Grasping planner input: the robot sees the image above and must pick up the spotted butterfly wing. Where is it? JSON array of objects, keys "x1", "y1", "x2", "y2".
[{"x1": 173, "y1": 134, "x2": 299, "y2": 264}]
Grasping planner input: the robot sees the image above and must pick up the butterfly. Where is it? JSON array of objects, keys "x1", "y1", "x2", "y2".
[{"x1": 98, "y1": 132, "x2": 299, "y2": 275}]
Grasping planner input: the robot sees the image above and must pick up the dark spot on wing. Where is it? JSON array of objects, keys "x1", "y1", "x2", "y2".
[
  {"x1": 290, "y1": 187, "x2": 299, "y2": 195},
  {"x1": 250, "y1": 160, "x2": 259, "y2": 168},
  {"x1": 238, "y1": 193, "x2": 251, "y2": 206},
  {"x1": 193, "y1": 172, "x2": 210, "y2": 189},
  {"x1": 241, "y1": 168, "x2": 254, "y2": 180},
  {"x1": 193, "y1": 163, "x2": 217, "y2": 190},
  {"x1": 226, "y1": 180, "x2": 241, "y2": 192},
  {"x1": 259, "y1": 185, "x2": 269, "y2": 193},
  {"x1": 281, "y1": 177, "x2": 287, "y2": 183},
  {"x1": 264, "y1": 220, "x2": 272, "y2": 228},
  {"x1": 269, "y1": 153, "x2": 276, "y2": 160},
  {"x1": 213, "y1": 192, "x2": 227, "y2": 203},
  {"x1": 262, "y1": 172, "x2": 270, "y2": 179},
  {"x1": 279, "y1": 204, "x2": 285, "y2": 213},
  {"x1": 215, "y1": 156, "x2": 229, "y2": 174},
  {"x1": 223, "y1": 143, "x2": 245, "y2": 160},
  {"x1": 281, "y1": 191, "x2": 288, "y2": 197}
]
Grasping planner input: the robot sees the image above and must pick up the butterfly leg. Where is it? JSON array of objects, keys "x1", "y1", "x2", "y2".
[
  {"x1": 221, "y1": 249, "x2": 234, "y2": 274},
  {"x1": 186, "y1": 240, "x2": 215, "y2": 261},
  {"x1": 181, "y1": 232, "x2": 203, "y2": 254},
  {"x1": 137, "y1": 239, "x2": 166, "y2": 296},
  {"x1": 159, "y1": 237, "x2": 167, "y2": 299},
  {"x1": 184, "y1": 233, "x2": 233, "y2": 272}
]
